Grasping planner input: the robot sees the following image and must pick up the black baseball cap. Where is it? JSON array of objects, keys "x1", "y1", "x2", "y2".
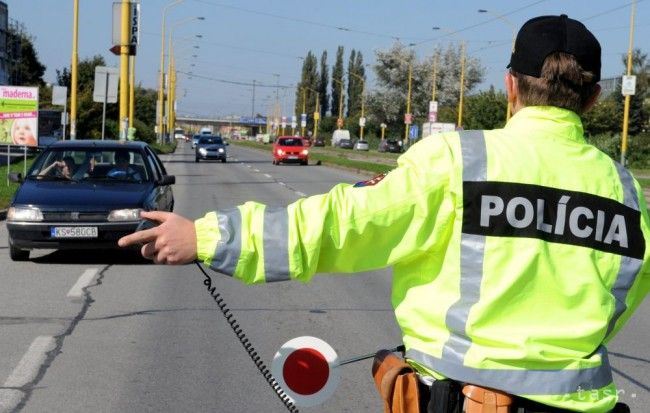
[{"x1": 507, "y1": 14, "x2": 601, "y2": 82}]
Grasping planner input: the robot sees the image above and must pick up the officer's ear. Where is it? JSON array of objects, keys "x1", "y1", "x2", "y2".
[
  {"x1": 504, "y1": 71, "x2": 522, "y2": 114},
  {"x1": 582, "y1": 84, "x2": 601, "y2": 113}
]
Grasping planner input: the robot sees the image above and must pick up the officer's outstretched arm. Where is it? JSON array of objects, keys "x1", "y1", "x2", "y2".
[{"x1": 195, "y1": 137, "x2": 456, "y2": 285}]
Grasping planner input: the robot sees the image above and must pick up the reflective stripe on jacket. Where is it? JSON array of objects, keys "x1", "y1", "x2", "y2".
[{"x1": 195, "y1": 106, "x2": 650, "y2": 412}]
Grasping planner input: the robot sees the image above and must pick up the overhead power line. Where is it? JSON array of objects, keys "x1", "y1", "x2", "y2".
[
  {"x1": 190, "y1": 0, "x2": 425, "y2": 42},
  {"x1": 178, "y1": 70, "x2": 295, "y2": 89}
]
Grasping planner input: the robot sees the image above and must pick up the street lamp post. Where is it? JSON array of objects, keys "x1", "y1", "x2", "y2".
[
  {"x1": 621, "y1": 0, "x2": 637, "y2": 166},
  {"x1": 301, "y1": 86, "x2": 320, "y2": 139},
  {"x1": 157, "y1": 0, "x2": 185, "y2": 143},
  {"x1": 405, "y1": 61, "x2": 412, "y2": 146},
  {"x1": 478, "y1": 9, "x2": 516, "y2": 121},
  {"x1": 166, "y1": 17, "x2": 204, "y2": 140},
  {"x1": 333, "y1": 77, "x2": 345, "y2": 129},
  {"x1": 119, "y1": 0, "x2": 130, "y2": 141},
  {"x1": 431, "y1": 52, "x2": 439, "y2": 102},
  {"x1": 70, "y1": 0, "x2": 79, "y2": 140},
  {"x1": 390, "y1": 55, "x2": 414, "y2": 146}
]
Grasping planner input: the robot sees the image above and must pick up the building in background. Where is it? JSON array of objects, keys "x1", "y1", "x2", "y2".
[{"x1": 0, "y1": 1, "x2": 8, "y2": 85}]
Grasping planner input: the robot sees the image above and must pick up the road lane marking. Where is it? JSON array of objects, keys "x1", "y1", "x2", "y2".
[
  {"x1": 66, "y1": 268, "x2": 99, "y2": 302},
  {"x1": 264, "y1": 174, "x2": 272, "y2": 178},
  {"x1": 278, "y1": 182, "x2": 286, "y2": 186},
  {"x1": 0, "y1": 335, "x2": 56, "y2": 411},
  {"x1": 295, "y1": 192, "x2": 307, "y2": 197},
  {"x1": 253, "y1": 168, "x2": 260, "y2": 172}
]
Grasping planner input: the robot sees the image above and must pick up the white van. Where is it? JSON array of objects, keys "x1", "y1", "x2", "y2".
[
  {"x1": 331, "y1": 129, "x2": 351, "y2": 147},
  {"x1": 199, "y1": 127, "x2": 213, "y2": 135}
]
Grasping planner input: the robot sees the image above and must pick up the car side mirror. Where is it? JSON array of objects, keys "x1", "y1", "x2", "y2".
[
  {"x1": 158, "y1": 175, "x2": 176, "y2": 186},
  {"x1": 9, "y1": 172, "x2": 23, "y2": 183}
]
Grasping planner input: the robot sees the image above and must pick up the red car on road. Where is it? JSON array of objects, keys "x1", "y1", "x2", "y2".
[{"x1": 272, "y1": 136, "x2": 310, "y2": 165}]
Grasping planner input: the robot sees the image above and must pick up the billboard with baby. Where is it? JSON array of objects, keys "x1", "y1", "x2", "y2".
[{"x1": 0, "y1": 86, "x2": 39, "y2": 146}]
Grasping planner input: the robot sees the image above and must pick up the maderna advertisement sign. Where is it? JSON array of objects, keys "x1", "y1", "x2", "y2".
[{"x1": 0, "y1": 86, "x2": 39, "y2": 147}]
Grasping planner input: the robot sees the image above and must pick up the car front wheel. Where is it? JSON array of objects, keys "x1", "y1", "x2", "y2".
[
  {"x1": 9, "y1": 242, "x2": 29, "y2": 261},
  {"x1": 195, "y1": 157, "x2": 199, "y2": 163}
]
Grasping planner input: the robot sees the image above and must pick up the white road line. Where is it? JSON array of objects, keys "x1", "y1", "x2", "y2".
[
  {"x1": 66, "y1": 268, "x2": 99, "y2": 302},
  {"x1": 278, "y1": 182, "x2": 286, "y2": 186},
  {"x1": 253, "y1": 169, "x2": 260, "y2": 172},
  {"x1": 264, "y1": 174, "x2": 272, "y2": 178},
  {"x1": 295, "y1": 192, "x2": 307, "y2": 197},
  {"x1": 0, "y1": 335, "x2": 56, "y2": 412}
]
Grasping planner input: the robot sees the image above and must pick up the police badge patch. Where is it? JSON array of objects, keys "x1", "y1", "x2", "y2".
[{"x1": 353, "y1": 173, "x2": 387, "y2": 188}]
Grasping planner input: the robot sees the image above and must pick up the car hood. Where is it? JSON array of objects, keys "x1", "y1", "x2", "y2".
[
  {"x1": 12, "y1": 179, "x2": 151, "y2": 209},
  {"x1": 275, "y1": 145, "x2": 307, "y2": 150}
]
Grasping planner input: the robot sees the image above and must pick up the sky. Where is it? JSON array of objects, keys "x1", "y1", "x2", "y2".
[{"x1": 7, "y1": 0, "x2": 650, "y2": 119}]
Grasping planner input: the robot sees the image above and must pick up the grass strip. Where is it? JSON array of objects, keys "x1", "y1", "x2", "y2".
[{"x1": 0, "y1": 157, "x2": 35, "y2": 209}]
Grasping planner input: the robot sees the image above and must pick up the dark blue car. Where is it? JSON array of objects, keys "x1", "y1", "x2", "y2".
[{"x1": 6, "y1": 140, "x2": 175, "y2": 261}]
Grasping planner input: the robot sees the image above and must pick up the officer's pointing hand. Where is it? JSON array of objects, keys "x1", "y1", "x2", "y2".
[{"x1": 118, "y1": 210, "x2": 197, "y2": 265}]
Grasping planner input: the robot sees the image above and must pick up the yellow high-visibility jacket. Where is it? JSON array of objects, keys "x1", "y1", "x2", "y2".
[{"x1": 196, "y1": 106, "x2": 650, "y2": 412}]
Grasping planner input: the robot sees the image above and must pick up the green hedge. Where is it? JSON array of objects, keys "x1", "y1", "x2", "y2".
[{"x1": 587, "y1": 132, "x2": 650, "y2": 168}]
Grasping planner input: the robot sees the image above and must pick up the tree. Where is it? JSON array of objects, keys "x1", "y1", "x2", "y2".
[
  {"x1": 463, "y1": 87, "x2": 507, "y2": 130},
  {"x1": 294, "y1": 51, "x2": 319, "y2": 129},
  {"x1": 368, "y1": 42, "x2": 484, "y2": 132},
  {"x1": 583, "y1": 96, "x2": 622, "y2": 136},
  {"x1": 319, "y1": 51, "x2": 329, "y2": 116},
  {"x1": 7, "y1": 21, "x2": 46, "y2": 86},
  {"x1": 53, "y1": 55, "x2": 158, "y2": 141},
  {"x1": 347, "y1": 50, "x2": 365, "y2": 117},
  {"x1": 331, "y1": 46, "x2": 345, "y2": 119}
]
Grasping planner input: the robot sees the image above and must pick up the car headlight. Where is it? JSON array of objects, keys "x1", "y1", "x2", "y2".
[
  {"x1": 301, "y1": 150, "x2": 309, "y2": 155},
  {"x1": 7, "y1": 207, "x2": 43, "y2": 222},
  {"x1": 108, "y1": 208, "x2": 142, "y2": 222},
  {"x1": 218, "y1": 148, "x2": 224, "y2": 153},
  {"x1": 199, "y1": 148, "x2": 207, "y2": 155},
  {"x1": 277, "y1": 149, "x2": 284, "y2": 155}
]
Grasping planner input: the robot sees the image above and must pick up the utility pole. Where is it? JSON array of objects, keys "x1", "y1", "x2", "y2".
[
  {"x1": 70, "y1": 0, "x2": 79, "y2": 140},
  {"x1": 119, "y1": 0, "x2": 130, "y2": 140},
  {"x1": 621, "y1": 0, "x2": 637, "y2": 166},
  {"x1": 251, "y1": 79, "x2": 256, "y2": 119}
]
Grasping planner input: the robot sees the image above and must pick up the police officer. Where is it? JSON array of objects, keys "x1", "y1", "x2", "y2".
[{"x1": 120, "y1": 15, "x2": 648, "y2": 412}]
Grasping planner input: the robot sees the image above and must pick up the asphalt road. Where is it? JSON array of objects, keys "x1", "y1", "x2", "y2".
[{"x1": 0, "y1": 142, "x2": 647, "y2": 412}]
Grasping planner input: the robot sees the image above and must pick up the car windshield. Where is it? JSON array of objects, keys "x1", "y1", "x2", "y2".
[
  {"x1": 198, "y1": 136, "x2": 223, "y2": 145},
  {"x1": 277, "y1": 138, "x2": 304, "y2": 146},
  {"x1": 28, "y1": 147, "x2": 150, "y2": 183}
]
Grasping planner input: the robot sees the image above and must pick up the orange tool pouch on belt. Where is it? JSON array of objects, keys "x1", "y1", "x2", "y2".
[
  {"x1": 371, "y1": 349, "x2": 420, "y2": 413},
  {"x1": 462, "y1": 384, "x2": 514, "y2": 413}
]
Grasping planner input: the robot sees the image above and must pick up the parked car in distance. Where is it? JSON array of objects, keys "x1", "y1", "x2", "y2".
[
  {"x1": 379, "y1": 139, "x2": 403, "y2": 153},
  {"x1": 272, "y1": 136, "x2": 309, "y2": 165},
  {"x1": 331, "y1": 129, "x2": 351, "y2": 147},
  {"x1": 195, "y1": 135, "x2": 228, "y2": 163},
  {"x1": 337, "y1": 138, "x2": 354, "y2": 149},
  {"x1": 6, "y1": 140, "x2": 175, "y2": 261},
  {"x1": 354, "y1": 139, "x2": 369, "y2": 151},
  {"x1": 313, "y1": 137, "x2": 325, "y2": 147}
]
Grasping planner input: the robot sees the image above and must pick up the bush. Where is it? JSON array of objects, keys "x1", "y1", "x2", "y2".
[{"x1": 586, "y1": 132, "x2": 650, "y2": 168}]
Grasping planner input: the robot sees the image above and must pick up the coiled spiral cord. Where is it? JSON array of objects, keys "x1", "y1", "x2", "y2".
[{"x1": 194, "y1": 261, "x2": 299, "y2": 413}]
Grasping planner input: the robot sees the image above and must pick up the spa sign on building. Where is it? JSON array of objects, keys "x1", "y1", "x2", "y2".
[{"x1": 0, "y1": 86, "x2": 39, "y2": 146}]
